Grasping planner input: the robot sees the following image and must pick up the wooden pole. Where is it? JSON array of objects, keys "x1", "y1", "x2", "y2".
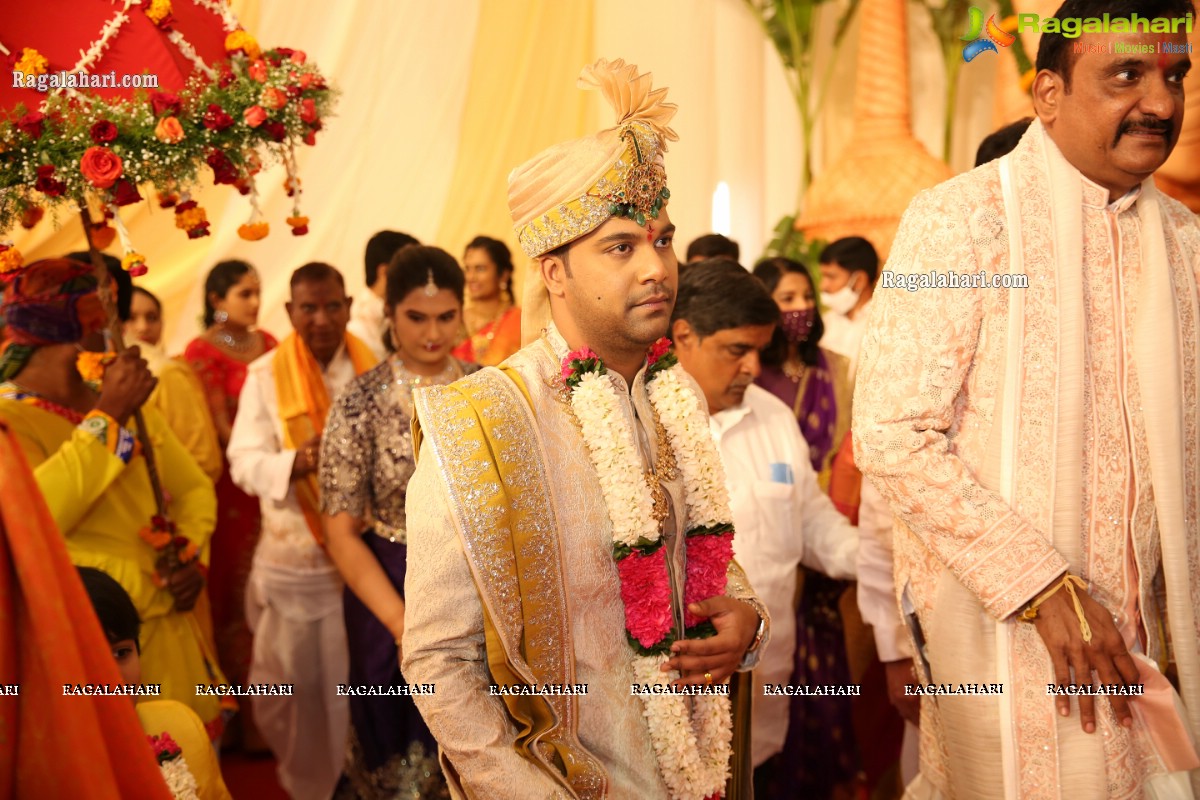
[{"x1": 78, "y1": 203, "x2": 167, "y2": 519}]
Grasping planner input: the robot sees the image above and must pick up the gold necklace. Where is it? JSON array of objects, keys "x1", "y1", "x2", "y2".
[{"x1": 782, "y1": 358, "x2": 806, "y2": 383}]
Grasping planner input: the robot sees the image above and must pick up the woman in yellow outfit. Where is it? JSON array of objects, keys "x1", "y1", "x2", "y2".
[{"x1": 0, "y1": 258, "x2": 230, "y2": 738}]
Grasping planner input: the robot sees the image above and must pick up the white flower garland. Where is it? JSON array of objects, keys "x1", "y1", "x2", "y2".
[
  {"x1": 567, "y1": 360, "x2": 732, "y2": 800},
  {"x1": 161, "y1": 753, "x2": 200, "y2": 800}
]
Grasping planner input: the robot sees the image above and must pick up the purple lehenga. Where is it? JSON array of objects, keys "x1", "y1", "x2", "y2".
[{"x1": 320, "y1": 360, "x2": 473, "y2": 800}]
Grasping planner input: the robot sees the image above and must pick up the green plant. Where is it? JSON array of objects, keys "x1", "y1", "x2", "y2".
[
  {"x1": 761, "y1": 213, "x2": 827, "y2": 265},
  {"x1": 744, "y1": 0, "x2": 862, "y2": 206}
]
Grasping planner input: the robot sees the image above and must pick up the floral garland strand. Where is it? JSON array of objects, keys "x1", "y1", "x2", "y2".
[
  {"x1": 147, "y1": 732, "x2": 200, "y2": 800},
  {"x1": 561, "y1": 338, "x2": 733, "y2": 800},
  {"x1": 1, "y1": 33, "x2": 336, "y2": 237}
]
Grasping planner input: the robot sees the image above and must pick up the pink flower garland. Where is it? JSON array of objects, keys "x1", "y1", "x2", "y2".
[
  {"x1": 682, "y1": 532, "x2": 734, "y2": 629},
  {"x1": 617, "y1": 548, "x2": 675, "y2": 648},
  {"x1": 562, "y1": 338, "x2": 735, "y2": 653}
]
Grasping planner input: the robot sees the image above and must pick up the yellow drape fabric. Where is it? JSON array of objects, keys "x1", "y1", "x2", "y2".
[
  {"x1": 435, "y1": 0, "x2": 596, "y2": 301},
  {"x1": 273, "y1": 332, "x2": 377, "y2": 545},
  {"x1": 0, "y1": 399, "x2": 227, "y2": 729}
]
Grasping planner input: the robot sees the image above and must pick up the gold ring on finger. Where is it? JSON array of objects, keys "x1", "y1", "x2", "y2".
[{"x1": 704, "y1": 672, "x2": 713, "y2": 686}]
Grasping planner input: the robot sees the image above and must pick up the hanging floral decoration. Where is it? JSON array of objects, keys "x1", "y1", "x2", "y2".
[{"x1": 0, "y1": 27, "x2": 337, "y2": 255}]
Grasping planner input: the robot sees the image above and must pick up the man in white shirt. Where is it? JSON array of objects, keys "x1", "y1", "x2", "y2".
[
  {"x1": 228, "y1": 262, "x2": 378, "y2": 799},
  {"x1": 817, "y1": 236, "x2": 878, "y2": 379},
  {"x1": 346, "y1": 230, "x2": 418, "y2": 360},
  {"x1": 671, "y1": 260, "x2": 859, "y2": 786}
]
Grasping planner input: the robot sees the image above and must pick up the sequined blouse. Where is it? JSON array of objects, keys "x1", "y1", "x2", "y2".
[{"x1": 319, "y1": 359, "x2": 476, "y2": 541}]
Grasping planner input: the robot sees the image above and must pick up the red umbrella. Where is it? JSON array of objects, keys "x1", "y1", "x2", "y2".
[{"x1": 0, "y1": 0, "x2": 230, "y2": 109}]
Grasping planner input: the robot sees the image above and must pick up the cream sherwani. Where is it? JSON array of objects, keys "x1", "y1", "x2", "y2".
[
  {"x1": 227, "y1": 346, "x2": 356, "y2": 800},
  {"x1": 854, "y1": 121, "x2": 1200, "y2": 799},
  {"x1": 403, "y1": 325, "x2": 769, "y2": 800}
]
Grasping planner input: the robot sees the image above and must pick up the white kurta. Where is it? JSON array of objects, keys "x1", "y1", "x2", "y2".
[
  {"x1": 226, "y1": 345, "x2": 357, "y2": 800},
  {"x1": 710, "y1": 384, "x2": 858, "y2": 766}
]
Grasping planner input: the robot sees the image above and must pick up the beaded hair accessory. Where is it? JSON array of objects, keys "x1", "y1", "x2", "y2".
[{"x1": 423, "y1": 268, "x2": 438, "y2": 297}]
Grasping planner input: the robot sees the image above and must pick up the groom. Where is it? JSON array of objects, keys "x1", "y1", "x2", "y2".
[{"x1": 402, "y1": 59, "x2": 768, "y2": 799}]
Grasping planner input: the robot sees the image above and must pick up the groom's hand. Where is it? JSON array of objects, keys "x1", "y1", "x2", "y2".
[{"x1": 662, "y1": 596, "x2": 760, "y2": 686}]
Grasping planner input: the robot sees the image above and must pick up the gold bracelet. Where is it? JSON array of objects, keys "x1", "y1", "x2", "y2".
[{"x1": 1016, "y1": 573, "x2": 1093, "y2": 643}]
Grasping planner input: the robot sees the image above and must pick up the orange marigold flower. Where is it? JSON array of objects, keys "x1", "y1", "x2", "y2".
[
  {"x1": 144, "y1": 0, "x2": 172, "y2": 25},
  {"x1": 238, "y1": 222, "x2": 270, "y2": 241},
  {"x1": 0, "y1": 243, "x2": 24, "y2": 274},
  {"x1": 15, "y1": 48, "x2": 49, "y2": 77},
  {"x1": 225, "y1": 30, "x2": 262, "y2": 59},
  {"x1": 121, "y1": 251, "x2": 148, "y2": 277},
  {"x1": 77, "y1": 351, "x2": 117, "y2": 383}
]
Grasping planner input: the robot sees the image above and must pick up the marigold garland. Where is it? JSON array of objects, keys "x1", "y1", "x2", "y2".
[{"x1": 76, "y1": 350, "x2": 116, "y2": 383}]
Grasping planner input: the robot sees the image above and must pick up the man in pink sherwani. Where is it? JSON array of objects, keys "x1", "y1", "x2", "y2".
[{"x1": 853, "y1": 0, "x2": 1200, "y2": 797}]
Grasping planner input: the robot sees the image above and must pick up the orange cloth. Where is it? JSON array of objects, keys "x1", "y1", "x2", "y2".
[
  {"x1": 828, "y1": 431, "x2": 862, "y2": 526},
  {"x1": 0, "y1": 419, "x2": 172, "y2": 800},
  {"x1": 273, "y1": 332, "x2": 377, "y2": 544},
  {"x1": 452, "y1": 305, "x2": 523, "y2": 366}
]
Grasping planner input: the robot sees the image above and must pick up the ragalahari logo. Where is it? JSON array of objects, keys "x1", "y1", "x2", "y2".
[{"x1": 962, "y1": 7, "x2": 1018, "y2": 61}]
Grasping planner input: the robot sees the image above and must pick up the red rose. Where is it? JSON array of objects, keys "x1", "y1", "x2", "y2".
[
  {"x1": 248, "y1": 60, "x2": 268, "y2": 83},
  {"x1": 218, "y1": 65, "x2": 235, "y2": 88},
  {"x1": 302, "y1": 130, "x2": 317, "y2": 146},
  {"x1": 298, "y1": 73, "x2": 315, "y2": 90},
  {"x1": 202, "y1": 104, "x2": 234, "y2": 131},
  {"x1": 111, "y1": 178, "x2": 142, "y2": 206},
  {"x1": 149, "y1": 91, "x2": 181, "y2": 116},
  {"x1": 206, "y1": 149, "x2": 239, "y2": 185},
  {"x1": 263, "y1": 121, "x2": 287, "y2": 142},
  {"x1": 80, "y1": 146, "x2": 123, "y2": 189},
  {"x1": 289, "y1": 50, "x2": 307, "y2": 65},
  {"x1": 34, "y1": 164, "x2": 66, "y2": 197},
  {"x1": 243, "y1": 105, "x2": 267, "y2": 128},
  {"x1": 275, "y1": 47, "x2": 294, "y2": 59},
  {"x1": 299, "y1": 98, "x2": 318, "y2": 124},
  {"x1": 16, "y1": 111, "x2": 45, "y2": 139},
  {"x1": 90, "y1": 120, "x2": 118, "y2": 144},
  {"x1": 260, "y1": 87, "x2": 287, "y2": 110}
]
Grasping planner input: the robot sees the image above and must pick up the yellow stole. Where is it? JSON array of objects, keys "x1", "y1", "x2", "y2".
[
  {"x1": 273, "y1": 332, "x2": 377, "y2": 545},
  {"x1": 413, "y1": 367, "x2": 607, "y2": 799}
]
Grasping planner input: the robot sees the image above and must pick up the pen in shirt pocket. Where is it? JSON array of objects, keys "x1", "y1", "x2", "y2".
[{"x1": 769, "y1": 462, "x2": 794, "y2": 485}]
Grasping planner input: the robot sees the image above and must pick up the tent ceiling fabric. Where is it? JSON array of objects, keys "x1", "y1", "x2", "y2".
[{"x1": 12, "y1": 0, "x2": 1149, "y2": 351}]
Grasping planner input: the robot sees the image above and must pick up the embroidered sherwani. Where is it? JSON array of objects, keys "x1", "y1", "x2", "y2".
[
  {"x1": 854, "y1": 121, "x2": 1200, "y2": 799},
  {"x1": 403, "y1": 325, "x2": 768, "y2": 800}
]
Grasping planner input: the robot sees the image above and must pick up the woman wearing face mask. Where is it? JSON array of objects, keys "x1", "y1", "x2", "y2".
[
  {"x1": 752, "y1": 257, "x2": 851, "y2": 483},
  {"x1": 319, "y1": 246, "x2": 473, "y2": 799},
  {"x1": 750, "y1": 255, "x2": 860, "y2": 800}
]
